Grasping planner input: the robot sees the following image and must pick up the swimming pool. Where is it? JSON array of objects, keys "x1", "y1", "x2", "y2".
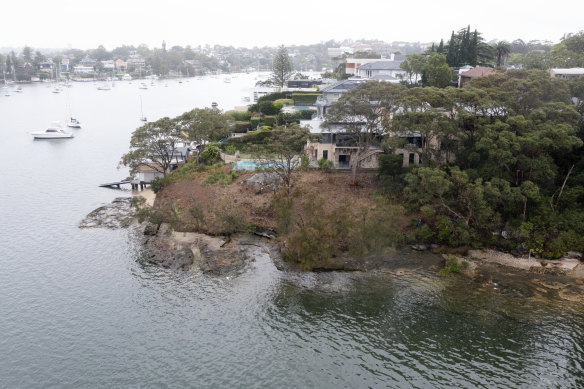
[{"x1": 232, "y1": 160, "x2": 274, "y2": 170}]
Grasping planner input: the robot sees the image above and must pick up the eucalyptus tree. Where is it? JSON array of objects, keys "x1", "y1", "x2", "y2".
[
  {"x1": 120, "y1": 117, "x2": 185, "y2": 177},
  {"x1": 175, "y1": 108, "x2": 229, "y2": 163},
  {"x1": 259, "y1": 124, "x2": 309, "y2": 194}
]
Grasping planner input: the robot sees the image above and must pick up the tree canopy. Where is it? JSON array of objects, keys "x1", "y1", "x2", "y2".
[{"x1": 120, "y1": 117, "x2": 185, "y2": 177}]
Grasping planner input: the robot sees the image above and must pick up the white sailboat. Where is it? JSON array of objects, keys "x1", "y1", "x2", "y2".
[
  {"x1": 139, "y1": 96, "x2": 147, "y2": 122},
  {"x1": 65, "y1": 89, "x2": 82, "y2": 128}
]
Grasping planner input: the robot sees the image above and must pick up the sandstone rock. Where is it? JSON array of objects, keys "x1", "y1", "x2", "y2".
[{"x1": 79, "y1": 197, "x2": 135, "y2": 229}]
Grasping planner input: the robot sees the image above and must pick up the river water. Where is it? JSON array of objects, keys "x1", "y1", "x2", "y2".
[{"x1": 1, "y1": 76, "x2": 583, "y2": 388}]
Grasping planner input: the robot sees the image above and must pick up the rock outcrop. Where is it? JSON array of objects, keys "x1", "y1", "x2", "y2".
[
  {"x1": 79, "y1": 197, "x2": 135, "y2": 229},
  {"x1": 142, "y1": 223, "x2": 276, "y2": 275}
]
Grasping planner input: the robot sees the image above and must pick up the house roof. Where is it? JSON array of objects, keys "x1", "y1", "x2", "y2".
[
  {"x1": 551, "y1": 68, "x2": 584, "y2": 75},
  {"x1": 460, "y1": 67, "x2": 497, "y2": 78},
  {"x1": 320, "y1": 79, "x2": 365, "y2": 93},
  {"x1": 358, "y1": 61, "x2": 403, "y2": 71},
  {"x1": 137, "y1": 163, "x2": 164, "y2": 173}
]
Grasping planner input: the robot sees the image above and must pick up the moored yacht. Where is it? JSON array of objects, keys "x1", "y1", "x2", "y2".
[{"x1": 31, "y1": 122, "x2": 74, "y2": 139}]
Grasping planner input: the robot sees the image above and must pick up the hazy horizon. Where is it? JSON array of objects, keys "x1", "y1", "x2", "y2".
[{"x1": 1, "y1": 0, "x2": 581, "y2": 52}]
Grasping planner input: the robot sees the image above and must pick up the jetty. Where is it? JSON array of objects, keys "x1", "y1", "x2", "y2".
[{"x1": 99, "y1": 179, "x2": 149, "y2": 190}]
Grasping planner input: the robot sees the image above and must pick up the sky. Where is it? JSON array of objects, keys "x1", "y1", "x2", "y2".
[{"x1": 1, "y1": 0, "x2": 582, "y2": 51}]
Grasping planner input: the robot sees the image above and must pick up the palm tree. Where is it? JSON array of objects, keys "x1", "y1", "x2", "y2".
[{"x1": 493, "y1": 41, "x2": 511, "y2": 67}]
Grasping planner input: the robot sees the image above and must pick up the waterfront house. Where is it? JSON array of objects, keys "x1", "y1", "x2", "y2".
[
  {"x1": 73, "y1": 65, "x2": 95, "y2": 75},
  {"x1": 136, "y1": 163, "x2": 165, "y2": 183},
  {"x1": 79, "y1": 56, "x2": 97, "y2": 67},
  {"x1": 102, "y1": 60, "x2": 115, "y2": 71},
  {"x1": 60, "y1": 58, "x2": 70, "y2": 73},
  {"x1": 115, "y1": 59, "x2": 127, "y2": 72}
]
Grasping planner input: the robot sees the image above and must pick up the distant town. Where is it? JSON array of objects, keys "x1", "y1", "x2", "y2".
[{"x1": 0, "y1": 30, "x2": 572, "y2": 83}]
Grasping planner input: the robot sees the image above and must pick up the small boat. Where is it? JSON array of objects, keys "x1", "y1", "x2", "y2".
[
  {"x1": 139, "y1": 82, "x2": 148, "y2": 89},
  {"x1": 97, "y1": 83, "x2": 111, "y2": 90},
  {"x1": 31, "y1": 122, "x2": 74, "y2": 139},
  {"x1": 67, "y1": 117, "x2": 82, "y2": 128},
  {"x1": 223, "y1": 77, "x2": 231, "y2": 83},
  {"x1": 14, "y1": 86, "x2": 23, "y2": 93},
  {"x1": 52, "y1": 87, "x2": 61, "y2": 93}
]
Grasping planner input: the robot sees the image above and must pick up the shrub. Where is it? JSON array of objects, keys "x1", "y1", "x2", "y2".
[
  {"x1": 273, "y1": 98, "x2": 294, "y2": 109},
  {"x1": 203, "y1": 172, "x2": 233, "y2": 186},
  {"x1": 223, "y1": 144, "x2": 237, "y2": 155},
  {"x1": 263, "y1": 115, "x2": 277, "y2": 126},
  {"x1": 300, "y1": 155, "x2": 310, "y2": 170},
  {"x1": 259, "y1": 101, "x2": 280, "y2": 115},
  {"x1": 214, "y1": 197, "x2": 248, "y2": 235},
  {"x1": 292, "y1": 93, "x2": 321, "y2": 105},
  {"x1": 234, "y1": 121, "x2": 250, "y2": 132},
  {"x1": 201, "y1": 145, "x2": 220, "y2": 164},
  {"x1": 439, "y1": 255, "x2": 468, "y2": 276},
  {"x1": 318, "y1": 158, "x2": 334, "y2": 172},
  {"x1": 226, "y1": 110, "x2": 252, "y2": 121},
  {"x1": 250, "y1": 117, "x2": 261, "y2": 129}
]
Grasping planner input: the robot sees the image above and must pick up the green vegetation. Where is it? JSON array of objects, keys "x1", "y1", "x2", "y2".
[
  {"x1": 365, "y1": 69, "x2": 584, "y2": 258},
  {"x1": 439, "y1": 255, "x2": 469, "y2": 276},
  {"x1": 282, "y1": 193, "x2": 405, "y2": 270}
]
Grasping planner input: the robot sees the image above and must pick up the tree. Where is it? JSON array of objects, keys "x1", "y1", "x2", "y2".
[
  {"x1": 120, "y1": 117, "x2": 184, "y2": 177},
  {"x1": 22, "y1": 46, "x2": 33, "y2": 64},
  {"x1": 175, "y1": 108, "x2": 229, "y2": 163},
  {"x1": 270, "y1": 45, "x2": 293, "y2": 89},
  {"x1": 259, "y1": 125, "x2": 309, "y2": 194},
  {"x1": 424, "y1": 53, "x2": 456, "y2": 88},
  {"x1": 400, "y1": 54, "x2": 427, "y2": 86},
  {"x1": 493, "y1": 41, "x2": 511, "y2": 67},
  {"x1": 326, "y1": 81, "x2": 405, "y2": 184}
]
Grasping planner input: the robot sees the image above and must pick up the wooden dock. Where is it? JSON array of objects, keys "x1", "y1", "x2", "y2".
[
  {"x1": 99, "y1": 180, "x2": 149, "y2": 190},
  {"x1": 99, "y1": 180, "x2": 132, "y2": 189}
]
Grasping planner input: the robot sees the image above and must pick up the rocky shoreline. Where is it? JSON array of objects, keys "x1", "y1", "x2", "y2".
[{"x1": 80, "y1": 197, "x2": 584, "y2": 296}]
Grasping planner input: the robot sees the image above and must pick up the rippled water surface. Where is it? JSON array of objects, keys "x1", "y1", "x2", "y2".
[{"x1": 1, "y1": 77, "x2": 583, "y2": 388}]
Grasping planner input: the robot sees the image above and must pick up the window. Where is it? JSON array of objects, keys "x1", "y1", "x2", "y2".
[
  {"x1": 409, "y1": 153, "x2": 415, "y2": 165},
  {"x1": 323, "y1": 150, "x2": 328, "y2": 160}
]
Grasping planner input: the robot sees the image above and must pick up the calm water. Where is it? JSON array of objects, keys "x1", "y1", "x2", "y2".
[{"x1": 1, "y1": 77, "x2": 583, "y2": 388}]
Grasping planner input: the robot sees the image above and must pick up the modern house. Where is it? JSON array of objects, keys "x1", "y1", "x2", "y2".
[
  {"x1": 356, "y1": 61, "x2": 405, "y2": 81},
  {"x1": 549, "y1": 68, "x2": 584, "y2": 80},
  {"x1": 314, "y1": 79, "x2": 366, "y2": 116},
  {"x1": 345, "y1": 53, "x2": 405, "y2": 76}
]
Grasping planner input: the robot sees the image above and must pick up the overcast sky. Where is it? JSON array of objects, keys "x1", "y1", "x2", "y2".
[{"x1": 2, "y1": 0, "x2": 582, "y2": 51}]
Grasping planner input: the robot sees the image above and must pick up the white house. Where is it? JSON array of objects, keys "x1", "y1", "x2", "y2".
[
  {"x1": 356, "y1": 61, "x2": 405, "y2": 81},
  {"x1": 137, "y1": 164, "x2": 165, "y2": 183}
]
